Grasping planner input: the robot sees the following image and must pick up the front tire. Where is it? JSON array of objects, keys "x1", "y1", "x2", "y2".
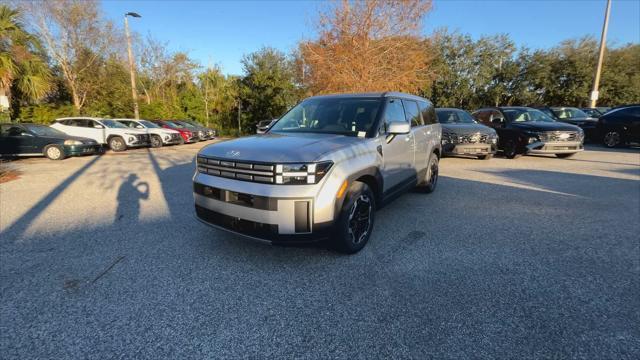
[
  {"x1": 502, "y1": 140, "x2": 519, "y2": 159},
  {"x1": 333, "y1": 182, "x2": 375, "y2": 254},
  {"x1": 150, "y1": 135, "x2": 163, "y2": 148},
  {"x1": 603, "y1": 130, "x2": 622, "y2": 148},
  {"x1": 44, "y1": 145, "x2": 65, "y2": 160},
  {"x1": 556, "y1": 153, "x2": 576, "y2": 159},
  {"x1": 108, "y1": 136, "x2": 126, "y2": 152}
]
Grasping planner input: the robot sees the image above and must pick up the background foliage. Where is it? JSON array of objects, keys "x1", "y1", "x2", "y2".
[{"x1": 2, "y1": 1, "x2": 638, "y2": 134}]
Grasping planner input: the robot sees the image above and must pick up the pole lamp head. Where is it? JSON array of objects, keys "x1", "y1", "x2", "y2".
[{"x1": 125, "y1": 12, "x2": 141, "y2": 18}]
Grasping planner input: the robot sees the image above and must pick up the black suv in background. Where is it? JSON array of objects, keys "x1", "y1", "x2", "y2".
[
  {"x1": 435, "y1": 108, "x2": 497, "y2": 159},
  {"x1": 0, "y1": 123, "x2": 100, "y2": 160},
  {"x1": 597, "y1": 105, "x2": 640, "y2": 147},
  {"x1": 472, "y1": 107, "x2": 584, "y2": 159}
]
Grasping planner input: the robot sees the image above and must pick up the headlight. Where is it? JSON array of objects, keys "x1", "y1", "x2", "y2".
[
  {"x1": 275, "y1": 161, "x2": 333, "y2": 184},
  {"x1": 525, "y1": 131, "x2": 541, "y2": 144},
  {"x1": 165, "y1": 135, "x2": 170, "y2": 141},
  {"x1": 63, "y1": 140, "x2": 83, "y2": 145}
]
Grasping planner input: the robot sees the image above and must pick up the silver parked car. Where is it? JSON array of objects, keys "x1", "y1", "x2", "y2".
[{"x1": 193, "y1": 92, "x2": 442, "y2": 253}]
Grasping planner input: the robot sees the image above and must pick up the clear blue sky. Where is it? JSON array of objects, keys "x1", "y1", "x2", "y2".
[{"x1": 102, "y1": 0, "x2": 640, "y2": 75}]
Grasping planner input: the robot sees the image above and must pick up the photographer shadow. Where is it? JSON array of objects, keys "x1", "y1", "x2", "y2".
[{"x1": 115, "y1": 173, "x2": 149, "y2": 223}]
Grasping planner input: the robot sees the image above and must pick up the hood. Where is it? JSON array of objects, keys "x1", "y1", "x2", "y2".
[
  {"x1": 199, "y1": 132, "x2": 362, "y2": 163},
  {"x1": 441, "y1": 123, "x2": 495, "y2": 134},
  {"x1": 556, "y1": 117, "x2": 598, "y2": 125},
  {"x1": 509, "y1": 121, "x2": 581, "y2": 132}
]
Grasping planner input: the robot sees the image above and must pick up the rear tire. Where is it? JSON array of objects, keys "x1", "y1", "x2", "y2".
[
  {"x1": 150, "y1": 135, "x2": 163, "y2": 148},
  {"x1": 416, "y1": 154, "x2": 439, "y2": 193},
  {"x1": 44, "y1": 145, "x2": 65, "y2": 160},
  {"x1": 108, "y1": 136, "x2": 126, "y2": 152},
  {"x1": 556, "y1": 153, "x2": 576, "y2": 159},
  {"x1": 332, "y1": 182, "x2": 375, "y2": 254},
  {"x1": 478, "y1": 154, "x2": 493, "y2": 160}
]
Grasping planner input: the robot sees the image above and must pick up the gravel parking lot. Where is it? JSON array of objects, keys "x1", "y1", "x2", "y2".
[{"x1": 1, "y1": 142, "x2": 639, "y2": 359}]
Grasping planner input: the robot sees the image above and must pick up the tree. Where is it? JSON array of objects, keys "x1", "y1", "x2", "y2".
[
  {"x1": 0, "y1": 5, "x2": 51, "y2": 118},
  {"x1": 238, "y1": 47, "x2": 299, "y2": 133},
  {"x1": 299, "y1": 0, "x2": 433, "y2": 94},
  {"x1": 21, "y1": 0, "x2": 117, "y2": 113}
]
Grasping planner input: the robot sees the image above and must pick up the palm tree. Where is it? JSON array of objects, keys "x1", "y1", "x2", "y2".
[{"x1": 0, "y1": 5, "x2": 51, "y2": 114}]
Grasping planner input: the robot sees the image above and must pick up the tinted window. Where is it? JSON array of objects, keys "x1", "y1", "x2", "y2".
[
  {"x1": 1, "y1": 125, "x2": 25, "y2": 136},
  {"x1": 472, "y1": 110, "x2": 491, "y2": 126},
  {"x1": 119, "y1": 120, "x2": 135, "y2": 128},
  {"x1": 419, "y1": 101, "x2": 436, "y2": 124},
  {"x1": 402, "y1": 100, "x2": 422, "y2": 127},
  {"x1": 69, "y1": 119, "x2": 89, "y2": 127},
  {"x1": 24, "y1": 125, "x2": 66, "y2": 137}
]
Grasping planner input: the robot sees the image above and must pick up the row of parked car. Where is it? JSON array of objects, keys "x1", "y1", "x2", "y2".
[
  {"x1": 429, "y1": 104, "x2": 639, "y2": 160},
  {"x1": 0, "y1": 118, "x2": 217, "y2": 160}
]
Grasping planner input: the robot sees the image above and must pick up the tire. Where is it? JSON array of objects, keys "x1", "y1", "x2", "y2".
[
  {"x1": 603, "y1": 130, "x2": 622, "y2": 148},
  {"x1": 44, "y1": 145, "x2": 65, "y2": 160},
  {"x1": 502, "y1": 140, "x2": 519, "y2": 159},
  {"x1": 108, "y1": 136, "x2": 126, "y2": 152},
  {"x1": 332, "y1": 182, "x2": 376, "y2": 254},
  {"x1": 416, "y1": 154, "x2": 439, "y2": 193},
  {"x1": 150, "y1": 135, "x2": 163, "y2": 148},
  {"x1": 556, "y1": 153, "x2": 576, "y2": 159},
  {"x1": 478, "y1": 154, "x2": 493, "y2": 160}
]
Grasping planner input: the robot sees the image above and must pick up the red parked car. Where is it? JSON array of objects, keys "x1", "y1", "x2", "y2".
[{"x1": 152, "y1": 120, "x2": 198, "y2": 144}]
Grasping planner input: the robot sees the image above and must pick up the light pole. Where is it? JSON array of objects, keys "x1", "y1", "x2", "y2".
[
  {"x1": 124, "y1": 12, "x2": 141, "y2": 119},
  {"x1": 589, "y1": 0, "x2": 611, "y2": 108}
]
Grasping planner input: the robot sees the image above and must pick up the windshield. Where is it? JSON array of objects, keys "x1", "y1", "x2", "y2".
[
  {"x1": 436, "y1": 110, "x2": 476, "y2": 124},
  {"x1": 101, "y1": 119, "x2": 128, "y2": 129},
  {"x1": 166, "y1": 121, "x2": 185, "y2": 128},
  {"x1": 503, "y1": 108, "x2": 555, "y2": 122},
  {"x1": 139, "y1": 120, "x2": 160, "y2": 128},
  {"x1": 269, "y1": 98, "x2": 382, "y2": 136},
  {"x1": 552, "y1": 108, "x2": 590, "y2": 119},
  {"x1": 25, "y1": 125, "x2": 67, "y2": 137}
]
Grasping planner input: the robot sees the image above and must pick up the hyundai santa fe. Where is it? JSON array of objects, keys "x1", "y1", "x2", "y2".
[{"x1": 193, "y1": 92, "x2": 442, "y2": 253}]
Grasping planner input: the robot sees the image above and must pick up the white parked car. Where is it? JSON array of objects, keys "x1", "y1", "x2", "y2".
[
  {"x1": 114, "y1": 118, "x2": 182, "y2": 148},
  {"x1": 51, "y1": 117, "x2": 149, "y2": 152}
]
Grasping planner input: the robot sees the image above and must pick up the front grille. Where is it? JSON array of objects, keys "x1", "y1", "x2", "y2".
[
  {"x1": 136, "y1": 134, "x2": 149, "y2": 142},
  {"x1": 197, "y1": 156, "x2": 275, "y2": 184},
  {"x1": 445, "y1": 132, "x2": 489, "y2": 144},
  {"x1": 540, "y1": 131, "x2": 579, "y2": 142}
]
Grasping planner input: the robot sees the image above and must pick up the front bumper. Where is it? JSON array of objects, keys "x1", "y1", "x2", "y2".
[
  {"x1": 64, "y1": 144, "x2": 101, "y2": 156},
  {"x1": 443, "y1": 143, "x2": 496, "y2": 156},
  {"x1": 163, "y1": 134, "x2": 183, "y2": 145},
  {"x1": 193, "y1": 172, "x2": 340, "y2": 243},
  {"x1": 526, "y1": 141, "x2": 584, "y2": 154}
]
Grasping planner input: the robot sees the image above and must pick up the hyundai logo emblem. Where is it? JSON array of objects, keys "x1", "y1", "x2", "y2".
[{"x1": 227, "y1": 150, "x2": 241, "y2": 157}]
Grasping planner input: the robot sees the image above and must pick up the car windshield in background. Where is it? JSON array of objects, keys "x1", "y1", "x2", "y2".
[
  {"x1": 25, "y1": 125, "x2": 67, "y2": 137},
  {"x1": 552, "y1": 108, "x2": 590, "y2": 119},
  {"x1": 436, "y1": 110, "x2": 476, "y2": 124},
  {"x1": 139, "y1": 120, "x2": 160, "y2": 128},
  {"x1": 101, "y1": 120, "x2": 128, "y2": 129},
  {"x1": 269, "y1": 98, "x2": 382, "y2": 136},
  {"x1": 504, "y1": 108, "x2": 555, "y2": 122},
  {"x1": 167, "y1": 121, "x2": 185, "y2": 128}
]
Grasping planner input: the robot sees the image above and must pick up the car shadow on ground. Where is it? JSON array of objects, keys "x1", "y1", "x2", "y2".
[{"x1": 1, "y1": 155, "x2": 639, "y2": 358}]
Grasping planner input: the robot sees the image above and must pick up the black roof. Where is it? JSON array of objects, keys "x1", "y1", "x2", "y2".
[{"x1": 307, "y1": 92, "x2": 427, "y2": 102}]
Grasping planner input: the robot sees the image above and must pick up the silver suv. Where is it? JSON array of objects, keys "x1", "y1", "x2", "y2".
[{"x1": 193, "y1": 92, "x2": 442, "y2": 253}]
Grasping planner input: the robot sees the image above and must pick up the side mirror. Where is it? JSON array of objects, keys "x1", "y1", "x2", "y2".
[
  {"x1": 387, "y1": 121, "x2": 411, "y2": 135},
  {"x1": 95, "y1": 124, "x2": 104, "y2": 129},
  {"x1": 135, "y1": 125, "x2": 144, "y2": 129},
  {"x1": 491, "y1": 118, "x2": 504, "y2": 125},
  {"x1": 20, "y1": 132, "x2": 34, "y2": 137}
]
